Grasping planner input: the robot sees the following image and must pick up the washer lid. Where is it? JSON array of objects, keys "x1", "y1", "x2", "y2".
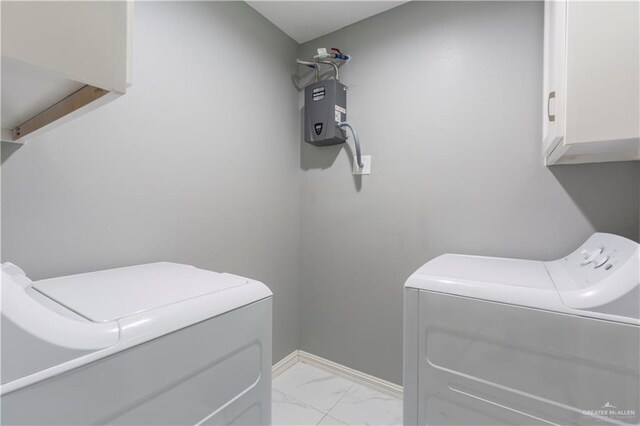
[
  {"x1": 33, "y1": 262, "x2": 257, "y2": 323},
  {"x1": 405, "y1": 254, "x2": 562, "y2": 310}
]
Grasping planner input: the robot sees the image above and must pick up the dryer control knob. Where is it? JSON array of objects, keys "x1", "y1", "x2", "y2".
[
  {"x1": 593, "y1": 255, "x2": 609, "y2": 268},
  {"x1": 581, "y1": 248, "x2": 603, "y2": 265}
]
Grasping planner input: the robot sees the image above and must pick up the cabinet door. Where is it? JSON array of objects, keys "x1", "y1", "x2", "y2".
[
  {"x1": 542, "y1": 0, "x2": 567, "y2": 159},
  {"x1": 565, "y1": 1, "x2": 640, "y2": 145}
]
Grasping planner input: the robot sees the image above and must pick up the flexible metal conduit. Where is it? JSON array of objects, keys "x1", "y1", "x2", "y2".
[
  {"x1": 314, "y1": 60, "x2": 340, "y2": 80},
  {"x1": 338, "y1": 122, "x2": 363, "y2": 169},
  {"x1": 296, "y1": 59, "x2": 319, "y2": 82}
]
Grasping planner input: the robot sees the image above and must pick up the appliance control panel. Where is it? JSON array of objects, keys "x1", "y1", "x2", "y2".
[
  {"x1": 546, "y1": 233, "x2": 639, "y2": 313},
  {"x1": 556, "y1": 233, "x2": 637, "y2": 287}
]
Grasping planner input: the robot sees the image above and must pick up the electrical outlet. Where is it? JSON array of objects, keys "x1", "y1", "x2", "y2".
[{"x1": 353, "y1": 155, "x2": 371, "y2": 175}]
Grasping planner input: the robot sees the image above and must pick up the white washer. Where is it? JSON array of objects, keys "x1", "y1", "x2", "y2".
[
  {"x1": 403, "y1": 233, "x2": 639, "y2": 426},
  {"x1": 1, "y1": 262, "x2": 272, "y2": 425}
]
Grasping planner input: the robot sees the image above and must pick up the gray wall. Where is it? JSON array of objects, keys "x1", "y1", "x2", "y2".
[
  {"x1": 1, "y1": 2, "x2": 301, "y2": 363},
  {"x1": 298, "y1": 1, "x2": 640, "y2": 385}
]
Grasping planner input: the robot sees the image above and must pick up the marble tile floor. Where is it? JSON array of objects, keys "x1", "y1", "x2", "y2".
[{"x1": 272, "y1": 362, "x2": 403, "y2": 426}]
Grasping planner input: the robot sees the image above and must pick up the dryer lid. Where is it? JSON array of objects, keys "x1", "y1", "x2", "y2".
[
  {"x1": 33, "y1": 262, "x2": 264, "y2": 323},
  {"x1": 405, "y1": 254, "x2": 562, "y2": 310}
]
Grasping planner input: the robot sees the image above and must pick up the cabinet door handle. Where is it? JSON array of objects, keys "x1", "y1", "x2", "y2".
[{"x1": 547, "y1": 91, "x2": 556, "y2": 122}]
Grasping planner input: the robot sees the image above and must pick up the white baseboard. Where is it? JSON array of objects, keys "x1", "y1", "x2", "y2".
[
  {"x1": 272, "y1": 350, "x2": 299, "y2": 379},
  {"x1": 273, "y1": 350, "x2": 403, "y2": 399}
]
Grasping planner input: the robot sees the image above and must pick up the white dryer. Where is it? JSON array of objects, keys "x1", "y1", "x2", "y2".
[
  {"x1": 1, "y1": 262, "x2": 272, "y2": 425},
  {"x1": 403, "y1": 233, "x2": 639, "y2": 425}
]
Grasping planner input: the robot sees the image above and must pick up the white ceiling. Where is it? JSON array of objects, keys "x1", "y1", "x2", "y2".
[{"x1": 245, "y1": 1, "x2": 410, "y2": 44}]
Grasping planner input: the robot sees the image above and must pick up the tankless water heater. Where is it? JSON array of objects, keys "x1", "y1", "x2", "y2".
[
  {"x1": 304, "y1": 79, "x2": 347, "y2": 146},
  {"x1": 298, "y1": 48, "x2": 366, "y2": 173}
]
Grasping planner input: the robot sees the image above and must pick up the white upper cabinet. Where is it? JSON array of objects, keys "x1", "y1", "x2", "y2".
[
  {"x1": 1, "y1": 1, "x2": 133, "y2": 143},
  {"x1": 542, "y1": 0, "x2": 639, "y2": 165}
]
